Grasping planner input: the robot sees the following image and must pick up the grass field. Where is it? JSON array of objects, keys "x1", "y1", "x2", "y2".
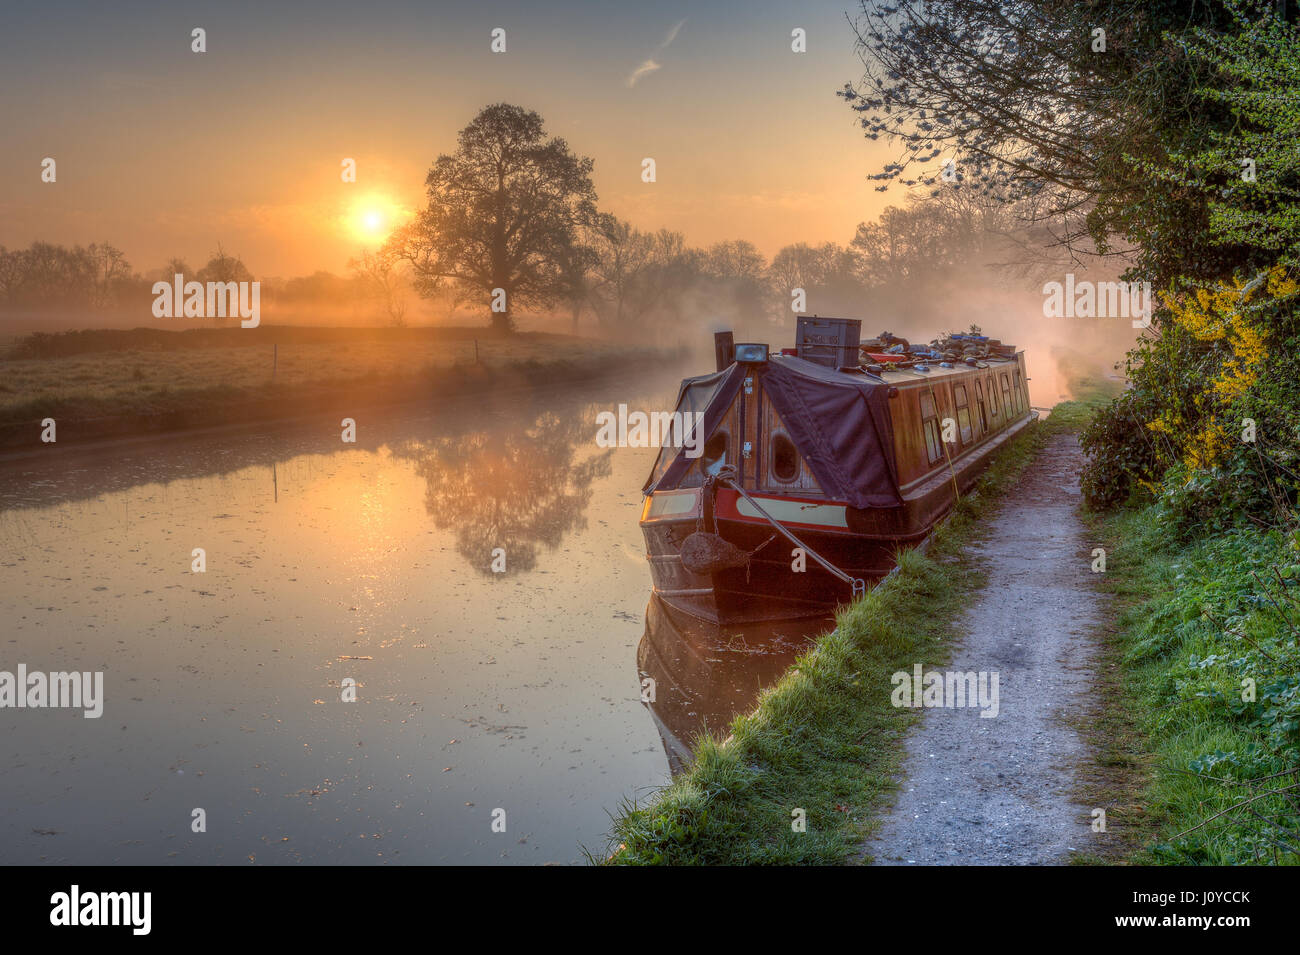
[
  {"x1": 0, "y1": 326, "x2": 669, "y2": 443},
  {"x1": 1038, "y1": 372, "x2": 1300, "y2": 866}
]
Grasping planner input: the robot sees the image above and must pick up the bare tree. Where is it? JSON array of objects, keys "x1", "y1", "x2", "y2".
[
  {"x1": 86, "y1": 243, "x2": 131, "y2": 308},
  {"x1": 349, "y1": 249, "x2": 409, "y2": 326},
  {"x1": 839, "y1": 0, "x2": 1235, "y2": 282},
  {"x1": 196, "y1": 243, "x2": 253, "y2": 284}
]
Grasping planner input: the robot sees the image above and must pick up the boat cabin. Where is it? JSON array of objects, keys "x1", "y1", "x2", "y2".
[{"x1": 640, "y1": 316, "x2": 1035, "y2": 621}]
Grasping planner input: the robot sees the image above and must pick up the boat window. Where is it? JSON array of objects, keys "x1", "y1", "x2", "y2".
[
  {"x1": 919, "y1": 392, "x2": 943, "y2": 465},
  {"x1": 702, "y1": 431, "x2": 728, "y2": 477},
  {"x1": 645, "y1": 373, "x2": 727, "y2": 490},
  {"x1": 987, "y1": 377, "x2": 999, "y2": 418},
  {"x1": 974, "y1": 380, "x2": 989, "y2": 432},
  {"x1": 771, "y1": 433, "x2": 799, "y2": 483},
  {"x1": 954, "y1": 384, "x2": 972, "y2": 444},
  {"x1": 923, "y1": 419, "x2": 942, "y2": 464},
  {"x1": 1000, "y1": 374, "x2": 1013, "y2": 417},
  {"x1": 1014, "y1": 370, "x2": 1025, "y2": 412}
]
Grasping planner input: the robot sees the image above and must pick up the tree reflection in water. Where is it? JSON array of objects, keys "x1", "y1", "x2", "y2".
[{"x1": 399, "y1": 410, "x2": 613, "y2": 576}]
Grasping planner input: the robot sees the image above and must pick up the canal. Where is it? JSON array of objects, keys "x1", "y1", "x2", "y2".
[{"x1": 0, "y1": 366, "x2": 831, "y2": 864}]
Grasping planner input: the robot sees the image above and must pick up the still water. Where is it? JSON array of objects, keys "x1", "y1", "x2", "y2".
[{"x1": 0, "y1": 370, "x2": 831, "y2": 864}]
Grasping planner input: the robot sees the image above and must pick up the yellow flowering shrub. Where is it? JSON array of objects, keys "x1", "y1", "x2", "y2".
[{"x1": 1155, "y1": 267, "x2": 1293, "y2": 470}]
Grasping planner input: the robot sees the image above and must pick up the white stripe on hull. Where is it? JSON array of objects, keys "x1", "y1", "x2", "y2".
[{"x1": 734, "y1": 496, "x2": 849, "y2": 529}]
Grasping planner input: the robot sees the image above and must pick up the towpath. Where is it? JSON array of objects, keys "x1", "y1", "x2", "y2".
[{"x1": 862, "y1": 433, "x2": 1103, "y2": 865}]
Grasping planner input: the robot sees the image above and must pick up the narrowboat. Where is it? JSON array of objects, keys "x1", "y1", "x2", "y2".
[{"x1": 640, "y1": 316, "x2": 1036, "y2": 623}]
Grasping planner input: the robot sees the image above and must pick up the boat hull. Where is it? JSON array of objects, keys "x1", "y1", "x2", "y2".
[{"x1": 642, "y1": 517, "x2": 897, "y2": 622}]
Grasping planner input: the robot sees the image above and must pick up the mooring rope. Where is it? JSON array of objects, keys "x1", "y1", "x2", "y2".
[{"x1": 712, "y1": 466, "x2": 866, "y2": 598}]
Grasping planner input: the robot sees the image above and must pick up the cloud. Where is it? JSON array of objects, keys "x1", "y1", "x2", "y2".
[
  {"x1": 627, "y1": 59, "x2": 661, "y2": 87},
  {"x1": 626, "y1": 18, "x2": 686, "y2": 87}
]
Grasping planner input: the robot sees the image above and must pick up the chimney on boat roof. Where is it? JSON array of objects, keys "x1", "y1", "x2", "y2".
[{"x1": 713, "y1": 331, "x2": 735, "y2": 372}]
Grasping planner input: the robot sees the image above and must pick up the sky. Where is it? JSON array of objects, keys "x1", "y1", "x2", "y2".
[{"x1": 0, "y1": 0, "x2": 897, "y2": 279}]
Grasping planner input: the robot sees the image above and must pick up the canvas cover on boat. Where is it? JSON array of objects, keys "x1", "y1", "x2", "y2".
[
  {"x1": 644, "y1": 356, "x2": 902, "y2": 508},
  {"x1": 643, "y1": 366, "x2": 738, "y2": 491},
  {"x1": 761, "y1": 356, "x2": 901, "y2": 508}
]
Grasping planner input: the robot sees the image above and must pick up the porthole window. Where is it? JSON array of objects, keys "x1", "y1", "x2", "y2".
[{"x1": 772, "y1": 433, "x2": 799, "y2": 482}]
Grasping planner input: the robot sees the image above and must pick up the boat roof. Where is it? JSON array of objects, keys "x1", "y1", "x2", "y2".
[
  {"x1": 873, "y1": 356, "x2": 1022, "y2": 384},
  {"x1": 771, "y1": 352, "x2": 1023, "y2": 389}
]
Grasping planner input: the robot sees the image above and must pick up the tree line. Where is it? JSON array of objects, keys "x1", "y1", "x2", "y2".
[
  {"x1": 0, "y1": 240, "x2": 421, "y2": 326},
  {"x1": 384, "y1": 102, "x2": 1045, "y2": 334},
  {"x1": 0, "y1": 243, "x2": 252, "y2": 312}
]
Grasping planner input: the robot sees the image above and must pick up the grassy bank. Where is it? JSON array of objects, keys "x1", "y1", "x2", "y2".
[
  {"x1": 1083, "y1": 501, "x2": 1300, "y2": 864},
  {"x1": 1041, "y1": 375, "x2": 1300, "y2": 865},
  {"x1": 604, "y1": 407, "x2": 1080, "y2": 865},
  {"x1": 0, "y1": 326, "x2": 673, "y2": 450}
]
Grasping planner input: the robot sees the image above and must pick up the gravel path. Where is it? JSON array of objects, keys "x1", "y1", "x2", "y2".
[{"x1": 862, "y1": 433, "x2": 1103, "y2": 865}]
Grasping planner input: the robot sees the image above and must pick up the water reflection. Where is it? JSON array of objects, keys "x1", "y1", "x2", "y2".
[
  {"x1": 637, "y1": 594, "x2": 834, "y2": 775},
  {"x1": 395, "y1": 412, "x2": 613, "y2": 576},
  {"x1": 0, "y1": 372, "x2": 683, "y2": 865}
]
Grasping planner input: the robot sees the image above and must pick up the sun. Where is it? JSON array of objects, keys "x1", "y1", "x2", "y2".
[
  {"x1": 353, "y1": 205, "x2": 387, "y2": 240},
  {"x1": 347, "y1": 195, "x2": 409, "y2": 243}
]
